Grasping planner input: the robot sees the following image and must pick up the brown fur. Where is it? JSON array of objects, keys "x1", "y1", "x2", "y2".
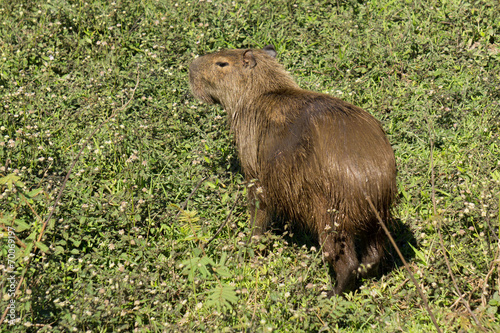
[{"x1": 189, "y1": 45, "x2": 397, "y2": 295}]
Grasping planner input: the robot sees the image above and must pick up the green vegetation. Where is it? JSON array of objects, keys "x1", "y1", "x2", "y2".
[{"x1": 1, "y1": 0, "x2": 499, "y2": 331}]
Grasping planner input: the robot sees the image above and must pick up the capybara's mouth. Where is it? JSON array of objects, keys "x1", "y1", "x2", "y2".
[{"x1": 191, "y1": 85, "x2": 218, "y2": 105}]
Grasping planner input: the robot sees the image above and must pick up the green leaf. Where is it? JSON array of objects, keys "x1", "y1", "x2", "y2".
[
  {"x1": 401, "y1": 188, "x2": 411, "y2": 202},
  {"x1": 181, "y1": 254, "x2": 217, "y2": 282},
  {"x1": 219, "y1": 252, "x2": 227, "y2": 266},
  {"x1": 221, "y1": 192, "x2": 229, "y2": 203},
  {"x1": 14, "y1": 219, "x2": 30, "y2": 232},
  {"x1": 0, "y1": 173, "x2": 22, "y2": 191},
  {"x1": 23, "y1": 241, "x2": 34, "y2": 257},
  {"x1": 214, "y1": 267, "x2": 232, "y2": 278},
  {"x1": 54, "y1": 246, "x2": 64, "y2": 255},
  {"x1": 25, "y1": 188, "x2": 43, "y2": 198},
  {"x1": 35, "y1": 241, "x2": 49, "y2": 253},
  {"x1": 205, "y1": 284, "x2": 238, "y2": 311},
  {"x1": 48, "y1": 219, "x2": 55, "y2": 230},
  {"x1": 409, "y1": 243, "x2": 428, "y2": 266}
]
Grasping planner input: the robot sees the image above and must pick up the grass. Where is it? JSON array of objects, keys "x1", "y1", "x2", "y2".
[{"x1": 0, "y1": 0, "x2": 499, "y2": 331}]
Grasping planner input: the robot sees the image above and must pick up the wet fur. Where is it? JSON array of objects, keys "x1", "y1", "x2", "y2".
[{"x1": 189, "y1": 45, "x2": 397, "y2": 295}]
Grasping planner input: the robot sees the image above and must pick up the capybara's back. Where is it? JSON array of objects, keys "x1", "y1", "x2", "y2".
[{"x1": 189, "y1": 45, "x2": 397, "y2": 295}]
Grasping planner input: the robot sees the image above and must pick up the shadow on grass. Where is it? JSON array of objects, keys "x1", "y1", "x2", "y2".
[
  {"x1": 256, "y1": 216, "x2": 417, "y2": 292},
  {"x1": 382, "y1": 218, "x2": 418, "y2": 275}
]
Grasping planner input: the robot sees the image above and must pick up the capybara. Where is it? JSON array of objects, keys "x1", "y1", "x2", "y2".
[{"x1": 189, "y1": 45, "x2": 397, "y2": 295}]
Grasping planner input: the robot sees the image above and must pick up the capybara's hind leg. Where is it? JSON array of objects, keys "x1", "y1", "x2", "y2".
[
  {"x1": 248, "y1": 183, "x2": 270, "y2": 236},
  {"x1": 321, "y1": 230, "x2": 359, "y2": 295},
  {"x1": 249, "y1": 205, "x2": 270, "y2": 236},
  {"x1": 359, "y1": 226, "x2": 385, "y2": 278}
]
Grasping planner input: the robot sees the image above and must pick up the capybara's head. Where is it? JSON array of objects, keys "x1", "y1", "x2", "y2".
[{"x1": 189, "y1": 45, "x2": 297, "y2": 109}]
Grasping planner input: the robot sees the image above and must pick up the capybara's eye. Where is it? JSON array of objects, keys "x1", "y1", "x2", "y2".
[{"x1": 215, "y1": 62, "x2": 229, "y2": 68}]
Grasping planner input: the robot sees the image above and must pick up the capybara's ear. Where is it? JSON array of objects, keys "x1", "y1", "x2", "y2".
[
  {"x1": 242, "y1": 50, "x2": 257, "y2": 68},
  {"x1": 263, "y1": 44, "x2": 277, "y2": 58}
]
